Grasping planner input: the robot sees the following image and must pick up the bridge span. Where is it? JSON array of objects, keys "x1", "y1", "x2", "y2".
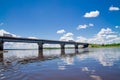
[{"x1": 0, "y1": 36, "x2": 89, "y2": 51}]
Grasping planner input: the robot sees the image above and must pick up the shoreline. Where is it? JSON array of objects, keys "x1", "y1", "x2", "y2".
[{"x1": 4, "y1": 46, "x2": 120, "y2": 50}]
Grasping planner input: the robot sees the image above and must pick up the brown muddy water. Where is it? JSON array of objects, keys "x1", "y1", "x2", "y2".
[{"x1": 0, "y1": 48, "x2": 120, "y2": 80}]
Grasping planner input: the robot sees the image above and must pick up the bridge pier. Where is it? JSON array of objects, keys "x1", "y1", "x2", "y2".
[
  {"x1": 38, "y1": 42, "x2": 43, "y2": 53},
  {"x1": 38, "y1": 43, "x2": 44, "y2": 60},
  {"x1": 38, "y1": 48, "x2": 44, "y2": 60},
  {"x1": 61, "y1": 49, "x2": 65, "y2": 55},
  {"x1": 75, "y1": 44, "x2": 78, "y2": 53},
  {"x1": 75, "y1": 44, "x2": 78, "y2": 49},
  {"x1": 0, "y1": 51, "x2": 3, "y2": 62},
  {"x1": 60, "y1": 44, "x2": 65, "y2": 50},
  {"x1": 0, "y1": 41, "x2": 4, "y2": 51},
  {"x1": 60, "y1": 44, "x2": 65, "y2": 55},
  {"x1": 83, "y1": 44, "x2": 89, "y2": 48}
]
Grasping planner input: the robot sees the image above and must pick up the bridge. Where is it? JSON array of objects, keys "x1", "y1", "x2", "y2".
[
  {"x1": 0, "y1": 36, "x2": 89, "y2": 62},
  {"x1": 0, "y1": 36, "x2": 89, "y2": 51}
]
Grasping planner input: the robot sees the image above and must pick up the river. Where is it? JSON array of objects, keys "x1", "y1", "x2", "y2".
[{"x1": 0, "y1": 48, "x2": 120, "y2": 80}]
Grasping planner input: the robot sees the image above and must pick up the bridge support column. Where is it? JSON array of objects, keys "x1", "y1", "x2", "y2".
[
  {"x1": 0, "y1": 41, "x2": 4, "y2": 51},
  {"x1": 0, "y1": 41, "x2": 4, "y2": 62},
  {"x1": 38, "y1": 48, "x2": 44, "y2": 60},
  {"x1": 75, "y1": 44, "x2": 78, "y2": 49},
  {"x1": 83, "y1": 44, "x2": 89, "y2": 48},
  {"x1": 61, "y1": 48, "x2": 65, "y2": 55},
  {"x1": 0, "y1": 52, "x2": 3, "y2": 62},
  {"x1": 38, "y1": 43, "x2": 43, "y2": 50},
  {"x1": 60, "y1": 44, "x2": 65, "y2": 55},
  {"x1": 38, "y1": 43, "x2": 43, "y2": 55},
  {"x1": 60, "y1": 44, "x2": 65, "y2": 50},
  {"x1": 75, "y1": 44, "x2": 78, "y2": 53}
]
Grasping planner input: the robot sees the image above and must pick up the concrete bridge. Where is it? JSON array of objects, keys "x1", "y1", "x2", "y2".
[
  {"x1": 0, "y1": 36, "x2": 89, "y2": 62},
  {"x1": 0, "y1": 36, "x2": 89, "y2": 51}
]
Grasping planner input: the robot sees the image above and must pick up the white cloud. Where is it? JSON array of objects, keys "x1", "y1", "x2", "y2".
[
  {"x1": 77, "y1": 23, "x2": 94, "y2": 30},
  {"x1": 0, "y1": 29, "x2": 10, "y2": 36},
  {"x1": 115, "y1": 26, "x2": 120, "y2": 28},
  {"x1": 57, "y1": 29, "x2": 65, "y2": 34},
  {"x1": 89, "y1": 28, "x2": 119, "y2": 44},
  {"x1": 5, "y1": 42, "x2": 37, "y2": 49},
  {"x1": 77, "y1": 24, "x2": 88, "y2": 30},
  {"x1": 89, "y1": 23, "x2": 94, "y2": 27},
  {"x1": 0, "y1": 22, "x2": 4, "y2": 26},
  {"x1": 58, "y1": 28, "x2": 120, "y2": 44},
  {"x1": 97, "y1": 28, "x2": 115, "y2": 37},
  {"x1": 44, "y1": 44, "x2": 60, "y2": 48},
  {"x1": 84, "y1": 10, "x2": 100, "y2": 18},
  {"x1": 76, "y1": 36, "x2": 87, "y2": 42},
  {"x1": 64, "y1": 32, "x2": 73, "y2": 37},
  {"x1": 0, "y1": 29, "x2": 17, "y2": 37},
  {"x1": 76, "y1": 28, "x2": 120, "y2": 44},
  {"x1": 109, "y1": 6, "x2": 120, "y2": 11},
  {"x1": 59, "y1": 32, "x2": 74, "y2": 41},
  {"x1": 28, "y1": 37, "x2": 38, "y2": 39},
  {"x1": 106, "y1": 35, "x2": 117, "y2": 39}
]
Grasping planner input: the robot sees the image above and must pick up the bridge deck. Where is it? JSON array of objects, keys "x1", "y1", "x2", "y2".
[{"x1": 0, "y1": 36, "x2": 88, "y2": 45}]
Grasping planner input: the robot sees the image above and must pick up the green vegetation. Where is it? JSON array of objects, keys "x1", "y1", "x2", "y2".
[{"x1": 89, "y1": 43, "x2": 120, "y2": 48}]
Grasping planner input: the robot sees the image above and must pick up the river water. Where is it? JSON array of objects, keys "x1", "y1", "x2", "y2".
[{"x1": 0, "y1": 48, "x2": 120, "y2": 80}]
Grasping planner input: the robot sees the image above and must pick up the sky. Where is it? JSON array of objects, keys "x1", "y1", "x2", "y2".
[{"x1": 0, "y1": 0, "x2": 120, "y2": 44}]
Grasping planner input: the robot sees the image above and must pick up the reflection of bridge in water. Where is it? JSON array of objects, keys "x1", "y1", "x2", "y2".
[
  {"x1": 0, "y1": 36, "x2": 89, "y2": 62},
  {"x1": 0, "y1": 49, "x2": 89, "y2": 64}
]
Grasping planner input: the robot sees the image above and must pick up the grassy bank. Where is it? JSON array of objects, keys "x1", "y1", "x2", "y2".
[{"x1": 89, "y1": 43, "x2": 120, "y2": 48}]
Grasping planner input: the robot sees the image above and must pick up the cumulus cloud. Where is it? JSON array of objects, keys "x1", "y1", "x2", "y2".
[
  {"x1": 59, "y1": 32, "x2": 74, "y2": 41},
  {"x1": 57, "y1": 29, "x2": 65, "y2": 34},
  {"x1": 28, "y1": 37, "x2": 38, "y2": 39},
  {"x1": 109, "y1": 6, "x2": 120, "y2": 11},
  {"x1": 89, "y1": 23, "x2": 94, "y2": 27},
  {"x1": 97, "y1": 28, "x2": 115, "y2": 36},
  {"x1": 76, "y1": 28, "x2": 120, "y2": 44},
  {"x1": 89, "y1": 28, "x2": 120, "y2": 44},
  {"x1": 0, "y1": 29, "x2": 17, "y2": 37},
  {"x1": 58, "y1": 28, "x2": 119, "y2": 44},
  {"x1": 5, "y1": 42, "x2": 37, "y2": 49},
  {"x1": 77, "y1": 23, "x2": 94, "y2": 30},
  {"x1": 84, "y1": 10, "x2": 100, "y2": 18},
  {"x1": 77, "y1": 24, "x2": 87, "y2": 30},
  {"x1": 76, "y1": 36, "x2": 87, "y2": 42},
  {"x1": 115, "y1": 26, "x2": 120, "y2": 28}
]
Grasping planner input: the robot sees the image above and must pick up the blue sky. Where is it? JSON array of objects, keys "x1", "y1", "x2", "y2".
[{"x1": 0, "y1": 0, "x2": 120, "y2": 44}]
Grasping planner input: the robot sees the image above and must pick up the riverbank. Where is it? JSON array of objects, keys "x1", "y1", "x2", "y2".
[
  {"x1": 89, "y1": 43, "x2": 120, "y2": 48},
  {"x1": 4, "y1": 43, "x2": 120, "y2": 50}
]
